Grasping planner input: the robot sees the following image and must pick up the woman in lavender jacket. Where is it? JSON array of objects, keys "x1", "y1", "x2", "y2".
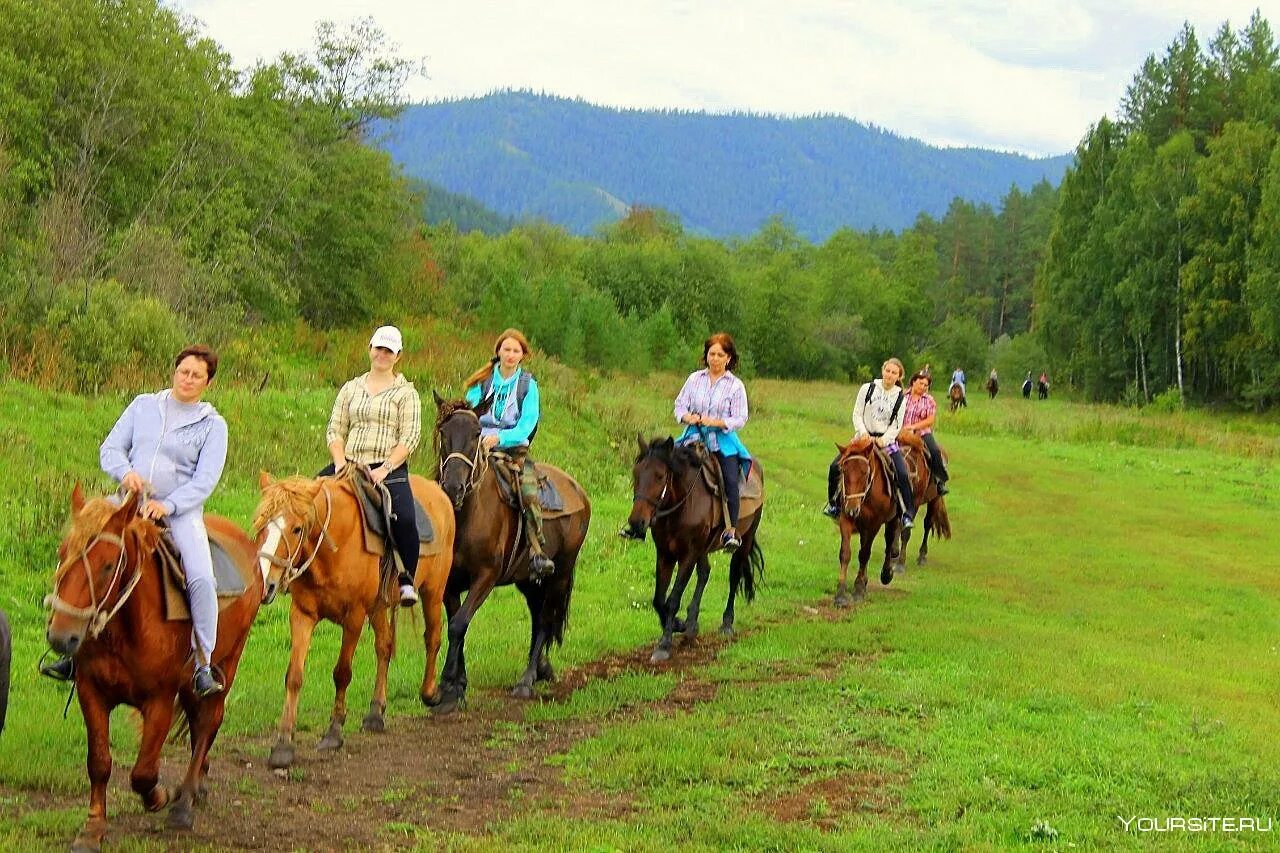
[
  {"x1": 41, "y1": 345, "x2": 229, "y2": 698},
  {"x1": 673, "y1": 332, "x2": 751, "y2": 551}
]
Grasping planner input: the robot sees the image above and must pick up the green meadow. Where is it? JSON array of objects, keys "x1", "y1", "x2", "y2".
[{"x1": 1, "y1": 326, "x2": 1278, "y2": 849}]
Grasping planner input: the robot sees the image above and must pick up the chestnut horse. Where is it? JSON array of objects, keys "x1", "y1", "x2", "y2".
[
  {"x1": 831, "y1": 438, "x2": 902, "y2": 606},
  {"x1": 623, "y1": 437, "x2": 764, "y2": 662},
  {"x1": 254, "y1": 470, "x2": 454, "y2": 769},
  {"x1": 432, "y1": 395, "x2": 591, "y2": 713},
  {"x1": 45, "y1": 487, "x2": 261, "y2": 851},
  {"x1": 895, "y1": 439, "x2": 952, "y2": 569}
]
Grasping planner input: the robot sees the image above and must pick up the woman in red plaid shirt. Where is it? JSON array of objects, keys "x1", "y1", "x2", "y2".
[{"x1": 900, "y1": 370, "x2": 949, "y2": 496}]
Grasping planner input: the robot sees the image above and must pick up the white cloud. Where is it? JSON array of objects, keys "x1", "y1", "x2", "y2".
[{"x1": 166, "y1": 0, "x2": 1280, "y2": 156}]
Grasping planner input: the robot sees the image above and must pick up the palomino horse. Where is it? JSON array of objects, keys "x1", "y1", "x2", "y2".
[
  {"x1": 986, "y1": 376, "x2": 999, "y2": 399},
  {"x1": 45, "y1": 487, "x2": 261, "y2": 850},
  {"x1": 830, "y1": 438, "x2": 903, "y2": 606},
  {"x1": 624, "y1": 437, "x2": 764, "y2": 662},
  {"x1": 254, "y1": 469, "x2": 454, "y2": 769},
  {"x1": 948, "y1": 383, "x2": 966, "y2": 413},
  {"x1": 432, "y1": 395, "x2": 591, "y2": 712}
]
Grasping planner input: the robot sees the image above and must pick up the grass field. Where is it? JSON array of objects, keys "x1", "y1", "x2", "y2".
[{"x1": 1, "y1": 329, "x2": 1278, "y2": 850}]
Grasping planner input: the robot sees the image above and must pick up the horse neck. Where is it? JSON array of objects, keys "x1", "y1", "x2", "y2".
[
  {"x1": 101, "y1": 545, "x2": 165, "y2": 650},
  {"x1": 302, "y1": 484, "x2": 359, "y2": 584},
  {"x1": 655, "y1": 458, "x2": 704, "y2": 529}
]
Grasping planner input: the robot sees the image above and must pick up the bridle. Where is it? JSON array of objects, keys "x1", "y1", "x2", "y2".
[
  {"x1": 839, "y1": 452, "x2": 875, "y2": 516},
  {"x1": 256, "y1": 482, "x2": 337, "y2": 592},
  {"x1": 436, "y1": 410, "x2": 490, "y2": 506},
  {"x1": 45, "y1": 531, "x2": 142, "y2": 640},
  {"x1": 633, "y1": 457, "x2": 690, "y2": 522}
]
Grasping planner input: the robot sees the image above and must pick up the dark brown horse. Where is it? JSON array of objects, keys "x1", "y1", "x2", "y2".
[
  {"x1": 253, "y1": 470, "x2": 455, "y2": 770},
  {"x1": 986, "y1": 375, "x2": 999, "y2": 399},
  {"x1": 45, "y1": 487, "x2": 262, "y2": 851},
  {"x1": 831, "y1": 438, "x2": 902, "y2": 606},
  {"x1": 949, "y1": 383, "x2": 966, "y2": 413},
  {"x1": 432, "y1": 394, "x2": 591, "y2": 712},
  {"x1": 623, "y1": 437, "x2": 764, "y2": 662}
]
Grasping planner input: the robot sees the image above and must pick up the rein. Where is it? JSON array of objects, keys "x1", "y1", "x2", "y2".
[
  {"x1": 437, "y1": 410, "x2": 490, "y2": 505},
  {"x1": 45, "y1": 531, "x2": 143, "y2": 640},
  {"x1": 257, "y1": 482, "x2": 337, "y2": 590},
  {"x1": 635, "y1": 457, "x2": 693, "y2": 521}
]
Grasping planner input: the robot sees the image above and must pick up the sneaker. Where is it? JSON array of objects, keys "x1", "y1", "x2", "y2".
[
  {"x1": 821, "y1": 503, "x2": 840, "y2": 519},
  {"x1": 900, "y1": 514, "x2": 915, "y2": 531},
  {"x1": 529, "y1": 554, "x2": 556, "y2": 582},
  {"x1": 193, "y1": 665, "x2": 224, "y2": 699},
  {"x1": 721, "y1": 531, "x2": 742, "y2": 552},
  {"x1": 399, "y1": 583, "x2": 419, "y2": 607},
  {"x1": 39, "y1": 655, "x2": 75, "y2": 682}
]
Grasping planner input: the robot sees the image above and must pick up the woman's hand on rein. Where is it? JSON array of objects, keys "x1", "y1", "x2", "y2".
[
  {"x1": 369, "y1": 464, "x2": 390, "y2": 485},
  {"x1": 481, "y1": 434, "x2": 499, "y2": 450},
  {"x1": 140, "y1": 499, "x2": 169, "y2": 520}
]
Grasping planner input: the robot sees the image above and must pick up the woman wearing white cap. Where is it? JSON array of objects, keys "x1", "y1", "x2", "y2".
[{"x1": 321, "y1": 325, "x2": 423, "y2": 606}]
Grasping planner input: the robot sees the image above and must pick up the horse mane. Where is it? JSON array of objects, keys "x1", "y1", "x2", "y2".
[
  {"x1": 251, "y1": 477, "x2": 321, "y2": 536},
  {"x1": 433, "y1": 398, "x2": 477, "y2": 457},
  {"x1": 64, "y1": 497, "x2": 124, "y2": 555},
  {"x1": 637, "y1": 437, "x2": 699, "y2": 475},
  {"x1": 839, "y1": 436, "x2": 875, "y2": 459}
]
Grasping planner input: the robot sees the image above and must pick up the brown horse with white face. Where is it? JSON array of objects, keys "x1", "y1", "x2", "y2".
[
  {"x1": 45, "y1": 487, "x2": 261, "y2": 851},
  {"x1": 432, "y1": 394, "x2": 591, "y2": 713},
  {"x1": 254, "y1": 470, "x2": 455, "y2": 770},
  {"x1": 830, "y1": 438, "x2": 903, "y2": 606}
]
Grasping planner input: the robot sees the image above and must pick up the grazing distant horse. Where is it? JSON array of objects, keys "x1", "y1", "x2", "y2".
[
  {"x1": 623, "y1": 437, "x2": 765, "y2": 662},
  {"x1": 830, "y1": 438, "x2": 901, "y2": 606},
  {"x1": 254, "y1": 469, "x2": 455, "y2": 770},
  {"x1": 45, "y1": 487, "x2": 261, "y2": 850},
  {"x1": 0, "y1": 609, "x2": 9, "y2": 736},
  {"x1": 986, "y1": 376, "x2": 999, "y2": 399},
  {"x1": 432, "y1": 394, "x2": 591, "y2": 712},
  {"x1": 948, "y1": 383, "x2": 966, "y2": 413}
]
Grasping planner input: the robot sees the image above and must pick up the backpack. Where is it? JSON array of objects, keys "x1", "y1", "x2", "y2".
[
  {"x1": 480, "y1": 371, "x2": 538, "y2": 445},
  {"x1": 863, "y1": 382, "x2": 905, "y2": 433}
]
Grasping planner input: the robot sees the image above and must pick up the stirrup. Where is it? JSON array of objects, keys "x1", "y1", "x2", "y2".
[
  {"x1": 193, "y1": 666, "x2": 224, "y2": 699},
  {"x1": 821, "y1": 503, "x2": 840, "y2": 519},
  {"x1": 900, "y1": 513, "x2": 915, "y2": 530},
  {"x1": 529, "y1": 554, "x2": 555, "y2": 582},
  {"x1": 721, "y1": 530, "x2": 741, "y2": 552},
  {"x1": 399, "y1": 582, "x2": 419, "y2": 607},
  {"x1": 39, "y1": 653, "x2": 75, "y2": 682}
]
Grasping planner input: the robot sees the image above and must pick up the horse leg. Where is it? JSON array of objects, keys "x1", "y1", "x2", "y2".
[
  {"x1": 881, "y1": 520, "x2": 899, "y2": 585},
  {"x1": 434, "y1": 586, "x2": 463, "y2": 703},
  {"x1": 513, "y1": 582, "x2": 546, "y2": 699},
  {"x1": 268, "y1": 606, "x2": 317, "y2": 769},
  {"x1": 896, "y1": 523, "x2": 911, "y2": 576},
  {"x1": 834, "y1": 519, "x2": 854, "y2": 607},
  {"x1": 653, "y1": 556, "x2": 698, "y2": 663},
  {"x1": 362, "y1": 606, "x2": 392, "y2": 733},
  {"x1": 418, "y1": 566, "x2": 446, "y2": 707},
  {"x1": 855, "y1": 529, "x2": 872, "y2": 599},
  {"x1": 167, "y1": 693, "x2": 224, "y2": 831},
  {"x1": 681, "y1": 556, "x2": 711, "y2": 641},
  {"x1": 318, "y1": 613, "x2": 364, "y2": 751},
  {"x1": 918, "y1": 503, "x2": 933, "y2": 566},
  {"x1": 651, "y1": 549, "x2": 675, "y2": 634},
  {"x1": 129, "y1": 697, "x2": 175, "y2": 815},
  {"x1": 71, "y1": 685, "x2": 112, "y2": 853},
  {"x1": 435, "y1": 579, "x2": 497, "y2": 715}
]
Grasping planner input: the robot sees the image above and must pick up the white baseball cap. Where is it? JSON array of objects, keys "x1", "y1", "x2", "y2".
[{"x1": 369, "y1": 325, "x2": 403, "y2": 354}]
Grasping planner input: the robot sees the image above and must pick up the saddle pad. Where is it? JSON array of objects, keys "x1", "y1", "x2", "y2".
[
  {"x1": 352, "y1": 472, "x2": 435, "y2": 545},
  {"x1": 493, "y1": 461, "x2": 584, "y2": 519},
  {"x1": 358, "y1": 494, "x2": 445, "y2": 560},
  {"x1": 162, "y1": 526, "x2": 256, "y2": 622},
  {"x1": 699, "y1": 454, "x2": 765, "y2": 535}
]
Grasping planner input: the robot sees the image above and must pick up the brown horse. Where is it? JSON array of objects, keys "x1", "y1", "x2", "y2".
[
  {"x1": 45, "y1": 487, "x2": 261, "y2": 851},
  {"x1": 986, "y1": 375, "x2": 999, "y2": 399},
  {"x1": 949, "y1": 383, "x2": 966, "y2": 413},
  {"x1": 623, "y1": 437, "x2": 764, "y2": 662},
  {"x1": 432, "y1": 394, "x2": 591, "y2": 712},
  {"x1": 831, "y1": 438, "x2": 902, "y2": 606},
  {"x1": 254, "y1": 470, "x2": 454, "y2": 769},
  {"x1": 895, "y1": 436, "x2": 952, "y2": 569}
]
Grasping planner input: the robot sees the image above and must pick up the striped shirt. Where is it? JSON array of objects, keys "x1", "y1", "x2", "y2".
[
  {"x1": 326, "y1": 373, "x2": 422, "y2": 464},
  {"x1": 673, "y1": 369, "x2": 749, "y2": 455},
  {"x1": 903, "y1": 392, "x2": 937, "y2": 436}
]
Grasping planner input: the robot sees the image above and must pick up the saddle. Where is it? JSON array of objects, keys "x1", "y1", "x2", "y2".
[
  {"x1": 158, "y1": 526, "x2": 257, "y2": 622},
  {"x1": 689, "y1": 442, "x2": 765, "y2": 533},
  {"x1": 489, "y1": 453, "x2": 584, "y2": 518},
  {"x1": 342, "y1": 465, "x2": 444, "y2": 604}
]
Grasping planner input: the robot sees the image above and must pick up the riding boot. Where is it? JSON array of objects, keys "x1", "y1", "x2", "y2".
[
  {"x1": 40, "y1": 654, "x2": 75, "y2": 681},
  {"x1": 823, "y1": 457, "x2": 841, "y2": 517},
  {"x1": 524, "y1": 504, "x2": 555, "y2": 581},
  {"x1": 193, "y1": 664, "x2": 224, "y2": 698}
]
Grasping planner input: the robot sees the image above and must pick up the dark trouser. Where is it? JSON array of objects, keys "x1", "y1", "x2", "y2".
[
  {"x1": 921, "y1": 432, "x2": 948, "y2": 483},
  {"x1": 716, "y1": 452, "x2": 742, "y2": 528},
  {"x1": 320, "y1": 461, "x2": 418, "y2": 582},
  {"x1": 827, "y1": 456, "x2": 841, "y2": 506},
  {"x1": 888, "y1": 449, "x2": 916, "y2": 519}
]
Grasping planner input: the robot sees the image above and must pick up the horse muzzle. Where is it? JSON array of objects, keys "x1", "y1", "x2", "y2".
[
  {"x1": 262, "y1": 581, "x2": 279, "y2": 605},
  {"x1": 46, "y1": 624, "x2": 83, "y2": 656}
]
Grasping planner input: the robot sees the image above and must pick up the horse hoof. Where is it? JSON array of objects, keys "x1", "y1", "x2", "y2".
[
  {"x1": 71, "y1": 835, "x2": 102, "y2": 853},
  {"x1": 165, "y1": 799, "x2": 194, "y2": 832},
  {"x1": 267, "y1": 742, "x2": 295, "y2": 770},
  {"x1": 917, "y1": 556, "x2": 928, "y2": 567},
  {"x1": 535, "y1": 663, "x2": 555, "y2": 683},
  {"x1": 316, "y1": 733, "x2": 343, "y2": 752},
  {"x1": 511, "y1": 683, "x2": 534, "y2": 700},
  {"x1": 360, "y1": 713, "x2": 386, "y2": 734},
  {"x1": 719, "y1": 624, "x2": 735, "y2": 638},
  {"x1": 649, "y1": 647, "x2": 671, "y2": 664},
  {"x1": 682, "y1": 626, "x2": 699, "y2": 643},
  {"x1": 853, "y1": 587, "x2": 866, "y2": 602},
  {"x1": 195, "y1": 784, "x2": 209, "y2": 806},
  {"x1": 894, "y1": 562, "x2": 906, "y2": 576},
  {"x1": 834, "y1": 593, "x2": 851, "y2": 609},
  {"x1": 420, "y1": 690, "x2": 442, "y2": 708},
  {"x1": 144, "y1": 785, "x2": 171, "y2": 812},
  {"x1": 880, "y1": 569, "x2": 894, "y2": 586}
]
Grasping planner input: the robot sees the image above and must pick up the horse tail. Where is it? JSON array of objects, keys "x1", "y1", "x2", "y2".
[
  {"x1": 731, "y1": 536, "x2": 765, "y2": 604},
  {"x1": 930, "y1": 497, "x2": 952, "y2": 540}
]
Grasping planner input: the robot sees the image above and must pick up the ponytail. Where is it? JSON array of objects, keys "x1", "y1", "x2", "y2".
[{"x1": 464, "y1": 355, "x2": 499, "y2": 391}]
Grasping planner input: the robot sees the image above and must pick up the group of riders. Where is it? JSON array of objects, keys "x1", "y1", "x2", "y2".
[{"x1": 39, "y1": 324, "x2": 967, "y2": 697}]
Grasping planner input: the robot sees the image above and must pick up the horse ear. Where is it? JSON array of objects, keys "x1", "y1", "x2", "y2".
[
  {"x1": 637, "y1": 434, "x2": 648, "y2": 456},
  {"x1": 259, "y1": 470, "x2": 274, "y2": 490},
  {"x1": 473, "y1": 393, "x2": 495, "y2": 418},
  {"x1": 111, "y1": 489, "x2": 142, "y2": 527},
  {"x1": 835, "y1": 442, "x2": 848, "y2": 455},
  {"x1": 662, "y1": 436, "x2": 675, "y2": 453},
  {"x1": 71, "y1": 481, "x2": 86, "y2": 513},
  {"x1": 432, "y1": 389, "x2": 446, "y2": 409}
]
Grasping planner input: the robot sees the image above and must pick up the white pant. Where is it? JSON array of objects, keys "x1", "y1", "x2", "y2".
[{"x1": 168, "y1": 512, "x2": 217, "y2": 666}]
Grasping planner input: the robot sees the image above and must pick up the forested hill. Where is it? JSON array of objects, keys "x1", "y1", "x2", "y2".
[{"x1": 380, "y1": 91, "x2": 1072, "y2": 239}]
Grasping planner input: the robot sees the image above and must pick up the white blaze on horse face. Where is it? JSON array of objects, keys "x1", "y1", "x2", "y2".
[{"x1": 259, "y1": 516, "x2": 285, "y2": 584}]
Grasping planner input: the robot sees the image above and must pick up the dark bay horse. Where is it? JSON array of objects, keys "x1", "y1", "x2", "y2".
[
  {"x1": 830, "y1": 438, "x2": 902, "y2": 606},
  {"x1": 624, "y1": 437, "x2": 764, "y2": 662},
  {"x1": 432, "y1": 394, "x2": 591, "y2": 712},
  {"x1": 254, "y1": 471, "x2": 455, "y2": 769},
  {"x1": 948, "y1": 383, "x2": 966, "y2": 413},
  {"x1": 45, "y1": 487, "x2": 261, "y2": 850},
  {"x1": 986, "y1": 376, "x2": 999, "y2": 399}
]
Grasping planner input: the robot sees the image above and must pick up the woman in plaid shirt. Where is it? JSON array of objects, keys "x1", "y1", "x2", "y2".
[
  {"x1": 323, "y1": 326, "x2": 423, "y2": 606},
  {"x1": 900, "y1": 370, "x2": 949, "y2": 496}
]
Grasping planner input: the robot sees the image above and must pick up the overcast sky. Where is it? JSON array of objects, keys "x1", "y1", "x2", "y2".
[{"x1": 168, "y1": 1, "x2": 1280, "y2": 156}]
